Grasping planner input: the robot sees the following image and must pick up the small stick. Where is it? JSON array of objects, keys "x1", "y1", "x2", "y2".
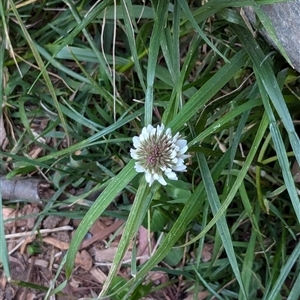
[{"x1": 5, "y1": 225, "x2": 73, "y2": 239}]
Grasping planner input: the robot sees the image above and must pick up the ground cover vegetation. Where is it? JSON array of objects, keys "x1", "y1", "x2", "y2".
[{"x1": 0, "y1": 0, "x2": 300, "y2": 299}]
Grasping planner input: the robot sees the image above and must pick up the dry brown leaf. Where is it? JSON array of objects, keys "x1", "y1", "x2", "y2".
[
  {"x1": 28, "y1": 258, "x2": 48, "y2": 268},
  {"x1": 138, "y1": 226, "x2": 153, "y2": 265},
  {"x1": 3, "y1": 205, "x2": 40, "y2": 229},
  {"x1": 146, "y1": 271, "x2": 168, "y2": 285},
  {"x1": 75, "y1": 250, "x2": 93, "y2": 271},
  {"x1": 0, "y1": 114, "x2": 8, "y2": 150},
  {"x1": 94, "y1": 247, "x2": 132, "y2": 263},
  {"x1": 80, "y1": 219, "x2": 124, "y2": 249},
  {"x1": 24, "y1": 206, "x2": 40, "y2": 230},
  {"x1": 43, "y1": 237, "x2": 69, "y2": 250},
  {"x1": 70, "y1": 278, "x2": 81, "y2": 289},
  {"x1": 89, "y1": 220, "x2": 105, "y2": 235},
  {"x1": 0, "y1": 273, "x2": 7, "y2": 290},
  {"x1": 90, "y1": 267, "x2": 107, "y2": 284},
  {"x1": 25, "y1": 292, "x2": 36, "y2": 300},
  {"x1": 2, "y1": 207, "x2": 21, "y2": 227},
  {"x1": 201, "y1": 243, "x2": 214, "y2": 262},
  {"x1": 28, "y1": 145, "x2": 43, "y2": 159},
  {"x1": 43, "y1": 215, "x2": 63, "y2": 229}
]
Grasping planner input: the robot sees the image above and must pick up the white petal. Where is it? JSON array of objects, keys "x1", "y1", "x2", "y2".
[
  {"x1": 132, "y1": 136, "x2": 141, "y2": 148},
  {"x1": 176, "y1": 139, "x2": 187, "y2": 149},
  {"x1": 172, "y1": 132, "x2": 180, "y2": 142},
  {"x1": 150, "y1": 126, "x2": 156, "y2": 136},
  {"x1": 146, "y1": 124, "x2": 154, "y2": 135},
  {"x1": 135, "y1": 163, "x2": 146, "y2": 173},
  {"x1": 147, "y1": 124, "x2": 154, "y2": 130},
  {"x1": 140, "y1": 126, "x2": 150, "y2": 141},
  {"x1": 175, "y1": 157, "x2": 184, "y2": 166},
  {"x1": 165, "y1": 128, "x2": 172, "y2": 136},
  {"x1": 178, "y1": 145, "x2": 188, "y2": 155},
  {"x1": 145, "y1": 172, "x2": 155, "y2": 186},
  {"x1": 156, "y1": 124, "x2": 165, "y2": 136},
  {"x1": 165, "y1": 170, "x2": 178, "y2": 180},
  {"x1": 171, "y1": 157, "x2": 178, "y2": 164},
  {"x1": 170, "y1": 150, "x2": 177, "y2": 159},
  {"x1": 172, "y1": 165, "x2": 187, "y2": 172},
  {"x1": 160, "y1": 165, "x2": 167, "y2": 171},
  {"x1": 156, "y1": 174, "x2": 167, "y2": 185},
  {"x1": 130, "y1": 149, "x2": 139, "y2": 159}
]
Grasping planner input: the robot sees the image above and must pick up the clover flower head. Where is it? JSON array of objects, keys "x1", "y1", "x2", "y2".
[{"x1": 130, "y1": 124, "x2": 189, "y2": 186}]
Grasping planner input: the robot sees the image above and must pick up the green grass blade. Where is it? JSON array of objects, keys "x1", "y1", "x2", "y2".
[
  {"x1": 8, "y1": 108, "x2": 142, "y2": 167},
  {"x1": 177, "y1": 0, "x2": 229, "y2": 63},
  {"x1": 198, "y1": 153, "x2": 247, "y2": 298},
  {"x1": 184, "y1": 113, "x2": 269, "y2": 247},
  {"x1": 8, "y1": 0, "x2": 69, "y2": 142},
  {"x1": 144, "y1": 0, "x2": 169, "y2": 126},
  {"x1": 263, "y1": 241, "x2": 300, "y2": 300},
  {"x1": 122, "y1": 150, "x2": 232, "y2": 293},
  {"x1": 189, "y1": 98, "x2": 261, "y2": 146},
  {"x1": 239, "y1": 184, "x2": 260, "y2": 298},
  {"x1": 121, "y1": 0, "x2": 146, "y2": 92},
  {"x1": 256, "y1": 77, "x2": 300, "y2": 222},
  {"x1": 65, "y1": 160, "x2": 137, "y2": 278},
  {"x1": 233, "y1": 24, "x2": 300, "y2": 169},
  {"x1": 64, "y1": 0, "x2": 115, "y2": 85},
  {"x1": 100, "y1": 179, "x2": 159, "y2": 296},
  {"x1": 287, "y1": 271, "x2": 300, "y2": 300},
  {"x1": 169, "y1": 50, "x2": 248, "y2": 133},
  {"x1": 0, "y1": 0, "x2": 11, "y2": 280}
]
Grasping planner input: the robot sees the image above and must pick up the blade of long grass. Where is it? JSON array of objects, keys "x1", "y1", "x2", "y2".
[
  {"x1": 4, "y1": 108, "x2": 142, "y2": 172},
  {"x1": 121, "y1": 0, "x2": 146, "y2": 92},
  {"x1": 287, "y1": 271, "x2": 300, "y2": 300},
  {"x1": 120, "y1": 150, "x2": 232, "y2": 296},
  {"x1": 239, "y1": 184, "x2": 261, "y2": 298},
  {"x1": 8, "y1": 0, "x2": 69, "y2": 143},
  {"x1": 233, "y1": 24, "x2": 300, "y2": 173},
  {"x1": 263, "y1": 241, "x2": 300, "y2": 300},
  {"x1": 198, "y1": 152, "x2": 247, "y2": 297},
  {"x1": 181, "y1": 113, "x2": 269, "y2": 248},
  {"x1": 169, "y1": 49, "x2": 248, "y2": 133},
  {"x1": 160, "y1": 2, "x2": 182, "y2": 125},
  {"x1": 20, "y1": 0, "x2": 114, "y2": 94},
  {"x1": 144, "y1": 0, "x2": 169, "y2": 126},
  {"x1": 257, "y1": 77, "x2": 300, "y2": 222},
  {"x1": 189, "y1": 98, "x2": 261, "y2": 147},
  {"x1": 64, "y1": 0, "x2": 117, "y2": 87},
  {"x1": 0, "y1": 0, "x2": 11, "y2": 280},
  {"x1": 177, "y1": 0, "x2": 229, "y2": 63},
  {"x1": 100, "y1": 179, "x2": 159, "y2": 296},
  {"x1": 171, "y1": 1, "x2": 180, "y2": 82},
  {"x1": 46, "y1": 45, "x2": 130, "y2": 65},
  {"x1": 65, "y1": 160, "x2": 137, "y2": 278},
  {"x1": 0, "y1": 161, "x2": 10, "y2": 280}
]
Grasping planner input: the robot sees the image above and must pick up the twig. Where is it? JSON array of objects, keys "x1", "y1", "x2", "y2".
[{"x1": 5, "y1": 225, "x2": 74, "y2": 239}]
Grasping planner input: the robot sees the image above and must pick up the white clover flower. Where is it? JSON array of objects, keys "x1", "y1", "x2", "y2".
[{"x1": 130, "y1": 124, "x2": 189, "y2": 186}]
